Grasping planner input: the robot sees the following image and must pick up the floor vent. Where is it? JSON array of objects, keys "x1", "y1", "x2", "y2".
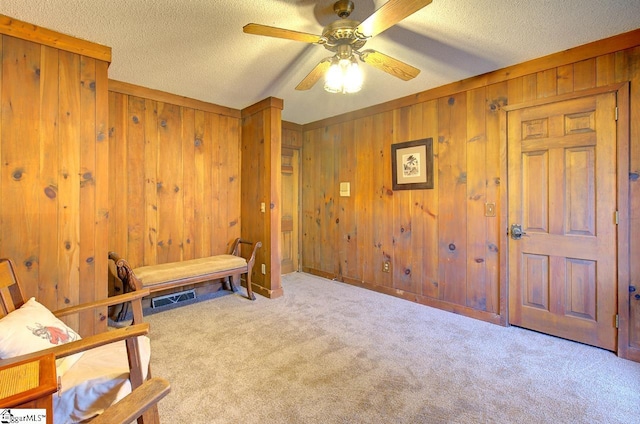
[{"x1": 150, "y1": 289, "x2": 196, "y2": 308}]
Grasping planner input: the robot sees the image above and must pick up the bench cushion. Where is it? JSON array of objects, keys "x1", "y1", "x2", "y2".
[{"x1": 132, "y1": 255, "x2": 247, "y2": 287}]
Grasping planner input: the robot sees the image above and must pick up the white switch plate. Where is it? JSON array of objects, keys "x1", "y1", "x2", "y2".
[
  {"x1": 260, "y1": 202, "x2": 265, "y2": 213},
  {"x1": 261, "y1": 264, "x2": 266, "y2": 274},
  {"x1": 340, "y1": 182, "x2": 350, "y2": 197}
]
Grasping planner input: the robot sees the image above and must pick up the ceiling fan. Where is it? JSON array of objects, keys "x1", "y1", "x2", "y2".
[{"x1": 243, "y1": 0, "x2": 433, "y2": 91}]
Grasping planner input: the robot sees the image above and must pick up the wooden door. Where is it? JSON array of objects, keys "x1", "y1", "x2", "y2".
[
  {"x1": 281, "y1": 148, "x2": 299, "y2": 274},
  {"x1": 508, "y1": 92, "x2": 618, "y2": 351}
]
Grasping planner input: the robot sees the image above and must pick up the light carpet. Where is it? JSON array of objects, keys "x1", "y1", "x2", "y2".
[{"x1": 144, "y1": 272, "x2": 640, "y2": 423}]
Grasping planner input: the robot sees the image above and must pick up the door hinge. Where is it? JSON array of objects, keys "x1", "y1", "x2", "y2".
[
  {"x1": 615, "y1": 106, "x2": 618, "y2": 121},
  {"x1": 615, "y1": 210, "x2": 619, "y2": 225},
  {"x1": 615, "y1": 314, "x2": 619, "y2": 329}
]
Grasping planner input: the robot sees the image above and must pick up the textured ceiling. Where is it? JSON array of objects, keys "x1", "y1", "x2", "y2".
[{"x1": 2, "y1": 0, "x2": 640, "y2": 124}]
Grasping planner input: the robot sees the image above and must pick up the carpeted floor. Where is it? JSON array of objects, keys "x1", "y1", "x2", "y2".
[{"x1": 145, "y1": 272, "x2": 640, "y2": 423}]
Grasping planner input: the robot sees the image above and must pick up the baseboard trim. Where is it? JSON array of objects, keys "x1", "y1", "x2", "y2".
[{"x1": 302, "y1": 267, "x2": 503, "y2": 326}]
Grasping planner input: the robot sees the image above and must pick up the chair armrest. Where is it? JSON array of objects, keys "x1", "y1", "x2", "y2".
[
  {"x1": 229, "y1": 238, "x2": 262, "y2": 264},
  {"x1": 0, "y1": 323, "x2": 150, "y2": 367},
  {"x1": 51, "y1": 289, "x2": 150, "y2": 319},
  {"x1": 90, "y1": 377, "x2": 170, "y2": 424}
]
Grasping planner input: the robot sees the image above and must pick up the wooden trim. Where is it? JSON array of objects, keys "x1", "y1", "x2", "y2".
[
  {"x1": 241, "y1": 97, "x2": 284, "y2": 117},
  {"x1": 108, "y1": 79, "x2": 241, "y2": 118},
  {"x1": 282, "y1": 121, "x2": 303, "y2": 131},
  {"x1": 303, "y1": 28, "x2": 640, "y2": 130},
  {"x1": 502, "y1": 83, "x2": 627, "y2": 111},
  {"x1": 302, "y1": 269, "x2": 504, "y2": 325},
  {"x1": 250, "y1": 282, "x2": 284, "y2": 299},
  {"x1": 0, "y1": 14, "x2": 111, "y2": 63},
  {"x1": 499, "y1": 108, "x2": 509, "y2": 326},
  {"x1": 616, "y1": 82, "x2": 633, "y2": 360}
]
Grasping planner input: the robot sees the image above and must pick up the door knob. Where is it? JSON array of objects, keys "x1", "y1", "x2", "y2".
[{"x1": 510, "y1": 224, "x2": 526, "y2": 240}]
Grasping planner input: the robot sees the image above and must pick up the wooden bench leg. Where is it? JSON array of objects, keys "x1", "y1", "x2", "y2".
[
  {"x1": 244, "y1": 272, "x2": 256, "y2": 301},
  {"x1": 231, "y1": 273, "x2": 255, "y2": 301}
]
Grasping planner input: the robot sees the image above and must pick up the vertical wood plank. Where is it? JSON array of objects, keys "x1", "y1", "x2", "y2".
[
  {"x1": 485, "y1": 82, "x2": 508, "y2": 315},
  {"x1": 420, "y1": 99, "x2": 439, "y2": 299},
  {"x1": 38, "y1": 45, "x2": 60, "y2": 309},
  {"x1": 355, "y1": 116, "x2": 373, "y2": 282},
  {"x1": 438, "y1": 93, "x2": 467, "y2": 304},
  {"x1": 369, "y1": 112, "x2": 394, "y2": 288},
  {"x1": 557, "y1": 64, "x2": 574, "y2": 95},
  {"x1": 108, "y1": 92, "x2": 127, "y2": 261},
  {"x1": 182, "y1": 108, "x2": 195, "y2": 260},
  {"x1": 392, "y1": 106, "x2": 416, "y2": 293},
  {"x1": 79, "y1": 56, "x2": 97, "y2": 336},
  {"x1": 212, "y1": 113, "x2": 226, "y2": 254},
  {"x1": 202, "y1": 111, "x2": 214, "y2": 257},
  {"x1": 338, "y1": 120, "x2": 357, "y2": 279},
  {"x1": 522, "y1": 74, "x2": 537, "y2": 102},
  {"x1": 144, "y1": 99, "x2": 158, "y2": 266},
  {"x1": 156, "y1": 102, "x2": 183, "y2": 263},
  {"x1": 596, "y1": 53, "x2": 616, "y2": 87},
  {"x1": 301, "y1": 129, "x2": 316, "y2": 270},
  {"x1": 574, "y1": 58, "x2": 596, "y2": 90},
  {"x1": 536, "y1": 68, "x2": 557, "y2": 98},
  {"x1": 466, "y1": 87, "x2": 488, "y2": 310},
  {"x1": 58, "y1": 50, "x2": 81, "y2": 325},
  {"x1": 507, "y1": 76, "x2": 524, "y2": 105},
  {"x1": 126, "y1": 96, "x2": 146, "y2": 267},
  {"x1": 93, "y1": 59, "x2": 109, "y2": 332},
  {"x1": 227, "y1": 116, "x2": 241, "y2": 244},
  {"x1": 1, "y1": 37, "x2": 41, "y2": 301}
]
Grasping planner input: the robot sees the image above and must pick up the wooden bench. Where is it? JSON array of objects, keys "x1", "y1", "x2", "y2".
[{"x1": 109, "y1": 238, "x2": 261, "y2": 310}]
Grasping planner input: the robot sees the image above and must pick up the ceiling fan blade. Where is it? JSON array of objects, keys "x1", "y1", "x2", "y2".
[
  {"x1": 359, "y1": 49, "x2": 420, "y2": 81},
  {"x1": 296, "y1": 59, "x2": 332, "y2": 91},
  {"x1": 356, "y1": 0, "x2": 433, "y2": 39},
  {"x1": 243, "y1": 23, "x2": 322, "y2": 44}
]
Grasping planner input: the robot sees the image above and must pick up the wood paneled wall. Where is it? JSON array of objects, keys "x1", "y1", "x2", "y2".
[
  {"x1": 300, "y1": 29, "x2": 640, "y2": 360},
  {"x1": 0, "y1": 19, "x2": 111, "y2": 336},
  {"x1": 108, "y1": 81, "x2": 242, "y2": 278},
  {"x1": 241, "y1": 98, "x2": 283, "y2": 298}
]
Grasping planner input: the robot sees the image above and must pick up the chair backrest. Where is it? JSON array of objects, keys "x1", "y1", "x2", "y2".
[{"x1": 0, "y1": 258, "x2": 27, "y2": 317}]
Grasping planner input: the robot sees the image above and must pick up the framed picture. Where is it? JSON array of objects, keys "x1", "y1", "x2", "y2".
[{"x1": 391, "y1": 138, "x2": 434, "y2": 190}]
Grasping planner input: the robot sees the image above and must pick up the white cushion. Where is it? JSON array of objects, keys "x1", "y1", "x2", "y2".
[
  {"x1": 0, "y1": 297, "x2": 83, "y2": 375},
  {"x1": 53, "y1": 335, "x2": 151, "y2": 424}
]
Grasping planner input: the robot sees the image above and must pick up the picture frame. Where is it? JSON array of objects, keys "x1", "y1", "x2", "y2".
[{"x1": 391, "y1": 138, "x2": 434, "y2": 190}]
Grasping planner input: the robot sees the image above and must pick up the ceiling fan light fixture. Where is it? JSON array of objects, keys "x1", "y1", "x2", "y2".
[{"x1": 324, "y1": 57, "x2": 362, "y2": 94}]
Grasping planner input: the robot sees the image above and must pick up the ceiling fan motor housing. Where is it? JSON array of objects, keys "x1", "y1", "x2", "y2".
[
  {"x1": 322, "y1": 19, "x2": 366, "y2": 52},
  {"x1": 333, "y1": 0, "x2": 355, "y2": 19}
]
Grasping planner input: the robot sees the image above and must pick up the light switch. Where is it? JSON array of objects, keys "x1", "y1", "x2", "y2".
[{"x1": 340, "y1": 182, "x2": 350, "y2": 197}]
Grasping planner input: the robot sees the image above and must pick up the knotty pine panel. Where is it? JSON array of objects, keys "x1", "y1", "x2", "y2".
[
  {"x1": 465, "y1": 87, "x2": 489, "y2": 311},
  {"x1": 300, "y1": 33, "x2": 640, "y2": 353},
  {"x1": 354, "y1": 116, "x2": 374, "y2": 284},
  {"x1": 0, "y1": 35, "x2": 109, "y2": 334},
  {"x1": 392, "y1": 107, "x2": 416, "y2": 294},
  {"x1": 241, "y1": 98, "x2": 283, "y2": 297},
  {"x1": 107, "y1": 89, "x2": 242, "y2": 271}
]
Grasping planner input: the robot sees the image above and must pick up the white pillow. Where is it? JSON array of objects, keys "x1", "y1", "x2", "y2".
[{"x1": 0, "y1": 297, "x2": 84, "y2": 375}]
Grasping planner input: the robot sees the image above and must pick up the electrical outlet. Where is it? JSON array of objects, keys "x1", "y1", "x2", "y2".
[
  {"x1": 485, "y1": 202, "x2": 496, "y2": 217},
  {"x1": 382, "y1": 261, "x2": 390, "y2": 273},
  {"x1": 261, "y1": 264, "x2": 266, "y2": 275}
]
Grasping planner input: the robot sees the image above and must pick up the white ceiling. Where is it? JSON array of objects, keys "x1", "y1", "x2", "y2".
[{"x1": 2, "y1": 0, "x2": 640, "y2": 125}]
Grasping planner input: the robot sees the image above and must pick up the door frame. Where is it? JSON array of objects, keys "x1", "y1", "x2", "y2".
[
  {"x1": 281, "y1": 146, "x2": 302, "y2": 274},
  {"x1": 499, "y1": 82, "x2": 630, "y2": 356}
]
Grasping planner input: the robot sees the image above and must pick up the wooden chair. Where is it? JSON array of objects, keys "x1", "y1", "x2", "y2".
[{"x1": 0, "y1": 258, "x2": 160, "y2": 424}]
